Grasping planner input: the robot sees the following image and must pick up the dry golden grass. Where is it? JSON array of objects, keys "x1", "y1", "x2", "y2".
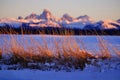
[
  {"x1": 97, "y1": 36, "x2": 111, "y2": 59},
  {"x1": 0, "y1": 35, "x2": 95, "y2": 70},
  {"x1": 0, "y1": 34, "x2": 120, "y2": 70}
]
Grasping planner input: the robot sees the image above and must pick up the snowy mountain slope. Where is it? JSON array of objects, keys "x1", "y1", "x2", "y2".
[
  {"x1": 102, "y1": 20, "x2": 120, "y2": 29},
  {"x1": 0, "y1": 18, "x2": 22, "y2": 28},
  {"x1": 61, "y1": 21, "x2": 87, "y2": 29},
  {"x1": 29, "y1": 20, "x2": 61, "y2": 27},
  {"x1": 0, "y1": 9, "x2": 119, "y2": 29},
  {"x1": 84, "y1": 20, "x2": 120, "y2": 29}
]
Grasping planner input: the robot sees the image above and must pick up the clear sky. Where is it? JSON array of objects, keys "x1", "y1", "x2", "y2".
[{"x1": 0, "y1": 0, "x2": 120, "y2": 21}]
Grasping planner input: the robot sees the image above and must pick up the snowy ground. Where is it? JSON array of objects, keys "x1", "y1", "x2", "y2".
[{"x1": 0, "y1": 69, "x2": 120, "y2": 80}]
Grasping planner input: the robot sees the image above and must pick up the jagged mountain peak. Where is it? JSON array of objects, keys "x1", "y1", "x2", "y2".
[
  {"x1": 61, "y1": 13, "x2": 75, "y2": 22},
  {"x1": 25, "y1": 13, "x2": 39, "y2": 19},
  {"x1": 63, "y1": 13, "x2": 72, "y2": 17},
  {"x1": 39, "y1": 9, "x2": 57, "y2": 21},
  {"x1": 77, "y1": 15, "x2": 89, "y2": 19},
  {"x1": 77, "y1": 15, "x2": 94, "y2": 22},
  {"x1": 43, "y1": 9, "x2": 52, "y2": 14}
]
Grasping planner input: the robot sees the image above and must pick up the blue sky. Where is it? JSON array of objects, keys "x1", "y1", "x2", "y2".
[{"x1": 0, "y1": 0, "x2": 120, "y2": 20}]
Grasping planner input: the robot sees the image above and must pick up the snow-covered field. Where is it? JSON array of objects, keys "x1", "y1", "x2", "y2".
[
  {"x1": 0, "y1": 35, "x2": 120, "y2": 80},
  {"x1": 0, "y1": 69, "x2": 120, "y2": 80}
]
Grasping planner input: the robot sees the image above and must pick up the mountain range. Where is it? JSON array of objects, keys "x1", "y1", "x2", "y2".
[{"x1": 0, "y1": 9, "x2": 120, "y2": 30}]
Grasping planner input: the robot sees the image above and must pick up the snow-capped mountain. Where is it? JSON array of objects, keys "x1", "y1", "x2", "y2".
[
  {"x1": 0, "y1": 9, "x2": 119, "y2": 29},
  {"x1": 84, "y1": 20, "x2": 120, "y2": 29},
  {"x1": 77, "y1": 15, "x2": 94, "y2": 23},
  {"x1": 39, "y1": 9, "x2": 58, "y2": 21},
  {"x1": 61, "y1": 14, "x2": 75, "y2": 22},
  {"x1": 25, "y1": 13, "x2": 40, "y2": 20},
  {"x1": 59, "y1": 14, "x2": 94, "y2": 29}
]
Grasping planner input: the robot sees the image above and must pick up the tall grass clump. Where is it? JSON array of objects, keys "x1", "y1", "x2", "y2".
[
  {"x1": 0, "y1": 35, "x2": 95, "y2": 70},
  {"x1": 0, "y1": 34, "x2": 120, "y2": 71},
  {"x1": 95, "y1": 36, "x2": 120, "y2": 59}
]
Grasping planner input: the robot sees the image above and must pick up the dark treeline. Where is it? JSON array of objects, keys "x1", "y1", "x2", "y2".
[{"x1": 0, "y1": 27, "x2": 120, "y2": 35}]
